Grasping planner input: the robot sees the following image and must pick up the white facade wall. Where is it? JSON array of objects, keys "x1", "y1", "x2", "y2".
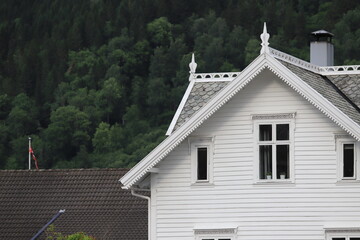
[{"x1": 152, "y1": 69, "x2": 359, "y2": 240}]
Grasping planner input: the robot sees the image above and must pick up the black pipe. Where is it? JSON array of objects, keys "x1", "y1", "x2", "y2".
[{"x1": 31, "y1": 209, "x2": 65, "y2": 240}]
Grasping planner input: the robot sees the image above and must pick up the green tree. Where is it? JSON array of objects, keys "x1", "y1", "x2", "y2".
[
  {"x1": 7, "y1": 93, "x2": 38, "y2": 138},
  {"x1": 44, "y1": 106, "x2": 91, "y2": 167},
  {"x1": 46, "y1": 224, "x2": 95, "y2": 240},
  {"x1": 147, "y1": 17, "x2": 172, "y2": 46}
]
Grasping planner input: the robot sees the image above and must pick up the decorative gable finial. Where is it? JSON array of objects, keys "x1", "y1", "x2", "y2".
[
  {"x1": 189, "y1": 53, "x2": 197, "y2": 74},
  {"x1": 260, "y1": 22, "x2": 270, "y2": 54}
]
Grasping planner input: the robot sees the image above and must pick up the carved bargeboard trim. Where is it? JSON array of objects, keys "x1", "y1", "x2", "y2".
[
  {"x1": 194, "y1": 228, "x2": 237, "y2": 235},
  {"x1": 252, "y1": 112, "x2": 296, "y2": 120}
]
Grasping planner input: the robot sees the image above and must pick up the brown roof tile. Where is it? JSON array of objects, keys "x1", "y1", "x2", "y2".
[{"x1": 0, "y1": 169, "x2": 147, "y2": 240}]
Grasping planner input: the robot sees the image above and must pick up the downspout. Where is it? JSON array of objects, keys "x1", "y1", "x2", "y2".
[{"x1": 131, "y1": 188, "x2": 151, "y2": 240}]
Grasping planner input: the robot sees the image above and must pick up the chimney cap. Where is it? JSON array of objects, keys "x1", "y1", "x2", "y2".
[
  {"x1": 311, "y1": 30, "x2": 334, "y2": 37},
  {"x1": 311, "y1": 30, "x2": 334, "y2": 43}
]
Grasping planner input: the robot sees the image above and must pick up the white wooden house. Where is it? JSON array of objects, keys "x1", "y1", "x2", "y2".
[{"x1": 121, "y1": 24, "x2": 360, "y2": 240}]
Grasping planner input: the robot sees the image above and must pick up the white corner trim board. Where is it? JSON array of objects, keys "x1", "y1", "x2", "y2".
[{"x1": 120, "y1": 52, "x2": 360, "y2": 189}]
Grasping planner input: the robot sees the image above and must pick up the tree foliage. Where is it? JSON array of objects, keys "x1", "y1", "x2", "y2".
[
  {"x1": 0, "y1": 0, "x2": 359, "y2": 169},
  {"x1": 45, "y1": 225, "x2": 95, "y2": 240}
]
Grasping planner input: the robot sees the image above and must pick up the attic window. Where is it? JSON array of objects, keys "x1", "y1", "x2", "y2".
[
  {"x1": 190, "y1": 137, "x2": 213, "y2": 185},
  {"x1": 343, "y1": 144, "x2": 355, "y2": 178},
  {"x1": 197, "y1": 147, "x2": 208, "y2": 180},
  {"x1": 335, "y1": 135, "x2": 358, "y2": 181}
]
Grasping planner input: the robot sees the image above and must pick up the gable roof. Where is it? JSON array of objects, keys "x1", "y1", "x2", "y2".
[
  {"x1": 121, "y1": 51, "x2": 360, "y2": 189},
  {"x1": 0, "y1": 168, "x2": 147, "y2": 240}
]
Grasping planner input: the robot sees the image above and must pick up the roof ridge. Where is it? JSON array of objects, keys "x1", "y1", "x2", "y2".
[
  {"x1": 270, "y1": 47, "x2": 360, "y2": 76},
  {"x1": 269, "y1": 47, "x2": 321, "y2": 73}
]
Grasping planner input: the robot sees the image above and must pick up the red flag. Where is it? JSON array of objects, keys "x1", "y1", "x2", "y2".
[{"x1": 29, "y1": 147, "x2": 39, "y2": 170}]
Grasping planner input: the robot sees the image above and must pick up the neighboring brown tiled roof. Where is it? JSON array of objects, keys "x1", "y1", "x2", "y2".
[
  {"x1": 279, "y1": 60, "x2": 360, "y2": 125},
  {"x1": 0, "y1": 169, "x2": 147, "y2": 240},
  {"x1": 174, "y1": 81, "x2": 229, "y2": 131},
  {"x1": 327, "y1": 74, "x2": 360, "y2": 108}
]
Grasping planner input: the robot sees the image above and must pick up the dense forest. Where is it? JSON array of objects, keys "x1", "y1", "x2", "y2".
[{"x1": 0, "y1": 0, "x2": 359, "y2": 169}]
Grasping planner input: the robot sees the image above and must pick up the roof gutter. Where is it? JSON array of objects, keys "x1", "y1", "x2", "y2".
[
  {"x1": 131, "y1": 188, "x2": 151, "y2": 240},
  {"x1": 31, "y1": 209, "x2": 65, "y2": 240}
]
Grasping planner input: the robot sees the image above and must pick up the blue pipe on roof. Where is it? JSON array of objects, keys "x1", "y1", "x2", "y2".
[{"x1": 31, "y1": 209, "x2": 65, "y2": 240}]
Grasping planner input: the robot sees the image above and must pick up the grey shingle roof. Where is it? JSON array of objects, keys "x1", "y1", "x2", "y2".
[
  {"x1": 279, "y1": 60, "x2": 360, "y2": 125},
  {"x1": 174, "y1": 81, "x2": 229, "y2": 131},
  {"x1": 327, "y1": 74, "x2": 360, "y2": 108},
  {"x1": 172, "y1": 60, "x2": 360, "y2": 134},
  {"x1": 0, "y1": 169, "x2": 147, "y2": 240}
]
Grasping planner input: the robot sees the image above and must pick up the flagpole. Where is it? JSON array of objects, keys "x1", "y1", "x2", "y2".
[{"x1": 28, "y1": 137, "x2": 31, "y2": 170}]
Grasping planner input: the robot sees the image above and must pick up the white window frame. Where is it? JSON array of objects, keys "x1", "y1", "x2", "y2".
[
  {"x1": 190, "y1": 137, "x2": 214, "y2": 185},
  {"x1": 336, "y1": 136, "x2": 359, "y2": 182},
  {"x1": 326, "y1": 229, "x2": 360, "y2": 240},
  {"x1": 252, "y1": 113, "x2": 295, "y2": 183}
]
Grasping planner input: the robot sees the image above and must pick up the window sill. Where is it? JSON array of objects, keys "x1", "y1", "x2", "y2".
[
  {"x1": 191, "y1": 182, "x2": 215, "y2": 188},
  {"x1": 253, "y1": 179, "x2": 295, "y2": 186},
  {"x1": 336, "y1": 179, "x2": 360, "y2": 185}
]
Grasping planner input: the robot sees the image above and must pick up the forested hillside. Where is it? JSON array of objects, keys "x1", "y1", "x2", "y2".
[{"x1": 0, "y1": 0, "x2": 359, "y2": 169}]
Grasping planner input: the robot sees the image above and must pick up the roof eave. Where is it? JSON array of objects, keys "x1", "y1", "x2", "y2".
[
  {"x1": 121, "y1": 52, "x2": 360, "y2": 189},
  {"x1": 120, "y1": 53, "x2": 269, "y2": 189}
]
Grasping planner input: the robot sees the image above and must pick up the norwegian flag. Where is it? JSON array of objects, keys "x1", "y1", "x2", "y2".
[{"x1": 29, "y1": 147, "x2": 39, "y2": 170}]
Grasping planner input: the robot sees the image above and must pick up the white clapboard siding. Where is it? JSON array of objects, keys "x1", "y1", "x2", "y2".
[{"x1": 153, "y1": 69, "x2": 359, "y2": 240}]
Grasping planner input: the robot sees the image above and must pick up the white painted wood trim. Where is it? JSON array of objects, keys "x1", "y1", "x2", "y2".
[
  {"x1": 166, "y1": 80, "x2": 195, "y2": 136},
  {"x1": 194, "y1": 78, "x2": 233, "y2": 82},
  {"x1": 120, "y1": 54, "x2": 269, "y2": 189},
  {"x1": 190, "y1": 137, "x2": 214, "y2": 184},
  {"x1": 336, "y1": 136, "x2": 359, "y2": 182},
  {"x1": 268, "y1": 56, "x2": 360, "y2": 141},
  {"x1": 150, "y1": 173, "x2": 157, "y2": 240},
  {"x1": 270, "y1": 47, "x2": 360, "y2": 76},
  {"x1": 120, "y1": 52, "x2": 360, "y2": 189},
  {"x1": 252, "y1": 117, "x2": 295, "y2": 183},
  {"x1": 194, "y1": 225, "x2": 238, "y2": 240},
  {"x1": 191, "y1": 72, "x2": 241, "y2": 81},
  {"x1": 320, "y1": 65, "x2": 360, "y2": 75},
  {"x1": 269, "y1": 47, "x2": 321, "y2": 73}
]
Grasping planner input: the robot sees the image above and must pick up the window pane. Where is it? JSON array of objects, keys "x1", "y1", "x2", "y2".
[
  {"x1": 276, "y1": 145, "x2": 289, "y2": 179},
  {"x1": 332, "y1": 238, "x2": 346, "y2": 240},
  {"x1": 197, "y1": 147, "x2": 208, "y2": 180},
  {"x1": 350, "y1": 238, "x2": 360, "y2": 240},
  {"x1": 260, "y1": 145, "x2": 272, "y2": 179},
  {"x1": 260, "y1": 125, "x2": 272, "y2": 141},
  {"x1": 343, "y1": 144, "x2": 355, "y2": 178},
  {"x1": 276, "y1": 124, "x2": 289, "y2": 140}
]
